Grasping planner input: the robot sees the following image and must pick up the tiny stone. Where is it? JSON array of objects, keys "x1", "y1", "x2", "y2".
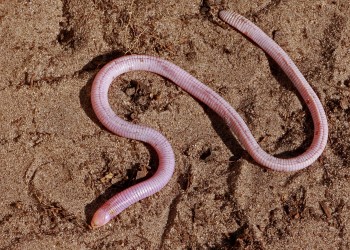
[
  {"x1": 125, "y1": 87, "x2": 136, "y2": 96},
  {"x1": 340, "y1": 98, "x2": 349, "y2": 110},
  {"x1": 320, "y1": 201, "x2": 332, "y2": 218},
  {"x1": 101, "y1": 172, "x2": 114, "y2": 183}
]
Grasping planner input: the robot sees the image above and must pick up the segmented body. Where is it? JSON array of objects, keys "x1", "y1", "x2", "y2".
[{"x1": 90, "y1": 10, "x2": 328, "y2": 228}]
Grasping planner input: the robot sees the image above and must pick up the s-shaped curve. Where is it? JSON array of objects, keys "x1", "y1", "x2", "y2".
[{"x1": 90, "y1": 10, "x2": 328, "y2": 228}]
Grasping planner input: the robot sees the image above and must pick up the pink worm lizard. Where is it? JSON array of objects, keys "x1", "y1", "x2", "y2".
[{"x1": 90, "y1": 10, "x2": 328, "y2": 228}]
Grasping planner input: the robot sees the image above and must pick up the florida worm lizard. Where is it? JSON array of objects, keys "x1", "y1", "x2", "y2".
[{"x1": 90, "y1": 10, "x2": 328, "y2": 228}]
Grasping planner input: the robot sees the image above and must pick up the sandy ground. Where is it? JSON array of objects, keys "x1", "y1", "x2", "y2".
[{"x1": 0, "y1": 0, "x2": 350, "y2": 249}]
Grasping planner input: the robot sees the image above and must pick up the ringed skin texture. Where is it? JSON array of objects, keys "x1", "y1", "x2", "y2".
[{"x1": 90, "y1": 10, "x2": 328, "y2": 228}]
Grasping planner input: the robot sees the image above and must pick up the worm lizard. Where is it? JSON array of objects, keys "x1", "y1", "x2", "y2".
[{"x1": 90, "y1": 10, "x2": 328, "y2": 228}]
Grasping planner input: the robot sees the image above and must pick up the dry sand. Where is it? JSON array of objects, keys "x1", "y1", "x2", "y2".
[{"x1": 1, "y1": 0, "x2": 350, "y2": 249}]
